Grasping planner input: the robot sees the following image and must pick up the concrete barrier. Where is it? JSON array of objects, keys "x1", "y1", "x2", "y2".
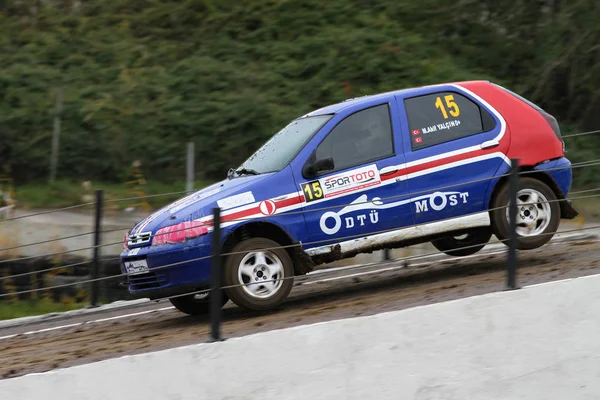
[{"x1": 2, "y1": 274, "x2": 600, "y2": 400}]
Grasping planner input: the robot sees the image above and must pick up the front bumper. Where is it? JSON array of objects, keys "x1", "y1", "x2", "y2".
[{"x1": 120, "y1": 239, "x2": 212, "y2": 299}]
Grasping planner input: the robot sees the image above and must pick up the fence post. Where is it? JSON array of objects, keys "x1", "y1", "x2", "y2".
[
  {"x1": 186, "y1": 142, "x2": 195, "y2": 193},
  {"x1": 383, "y1": 248, "x2": 391, "y2": 261},
  {"x1": 506, "y1": 158, "x2": 519, "y2": 290},
  {"x1": 49, "y1": 86, "x2": 63, "y2": 183},
  {"x1": 210, "y1": 207, "x2": 223, "y2": 342},
  {"x1": 90, "y1": 189, "x2": 104, "y2": 307}
]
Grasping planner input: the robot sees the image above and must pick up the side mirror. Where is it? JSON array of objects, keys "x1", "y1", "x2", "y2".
[{"x1": 303, "y1": 157, "x2": 335, "y2": 178}]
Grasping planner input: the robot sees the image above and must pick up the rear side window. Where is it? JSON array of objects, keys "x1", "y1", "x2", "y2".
[{"x1": 404, "y1": 92, "x2": 495, "y2": 150}]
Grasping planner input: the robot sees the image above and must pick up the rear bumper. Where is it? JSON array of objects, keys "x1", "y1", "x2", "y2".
[{"x1": 534, "y1": 157, "x2": 579, "y2": 220}]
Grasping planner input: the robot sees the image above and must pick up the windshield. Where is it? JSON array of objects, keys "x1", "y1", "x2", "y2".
[{"x1": 237, "y1": 115, "x2": 332, "y2": 174}]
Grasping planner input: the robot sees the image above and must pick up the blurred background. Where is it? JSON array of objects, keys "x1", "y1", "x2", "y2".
[{"x1": 1, "y1": 0, "x2": 599, "y2": 318}]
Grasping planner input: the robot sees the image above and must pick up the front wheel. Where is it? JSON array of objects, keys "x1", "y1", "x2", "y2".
[
  {"x1": 490, "y1": 177, "x2": 560, "y2": 250},
  {"x1": 431, "y1": 227, "x2": 492, "y2": 257},
  {"x1": 223, "y1": 237, "x2": 294, "y2": 311},
  {"x1": 169, "y1": 291, "x2": 229, "y2": 316}
]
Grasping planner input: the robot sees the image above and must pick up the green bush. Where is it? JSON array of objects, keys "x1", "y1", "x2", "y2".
[{"x1": 1, "y1": 0, "x2": 599, "y2": 186}]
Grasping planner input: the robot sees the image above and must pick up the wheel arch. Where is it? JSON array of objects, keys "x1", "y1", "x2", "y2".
[
  {"x1": 222, "y1": 221, "x2": 314, "y2": 276},
  {"x1": 488, "y1": 165, "x2": 577, "y2": 219}
]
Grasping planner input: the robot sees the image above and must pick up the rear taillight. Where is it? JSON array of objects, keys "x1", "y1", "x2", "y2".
[{"x1": 152, "y1": 221, "x2": 208, "y2": 246}]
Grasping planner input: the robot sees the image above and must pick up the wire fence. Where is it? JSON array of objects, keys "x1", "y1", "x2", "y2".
[
  {"x1": 1, "y1": 157, "x2": 598, "y2": 272},
  {"x1": 561, "y1": 128, "x2": 600, "y2": 139},
  {"x1": 1, "y1": 160, "x2": 597, "y2": 266},
  {"x1": 0, "y1": 226, "x2": 135, "y2": 254},
  {"x1": 2, "y1": 220, "x2": 599, "y2": 298},
  {"x1": 0, "y1": 154, "x2": 600, "y2": 264},
  {"x1": 1, "y1": 149, "x2": 600, "y2": 341}
]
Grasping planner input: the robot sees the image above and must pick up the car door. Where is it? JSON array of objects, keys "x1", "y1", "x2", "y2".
[
  {"x1": 291, "y1": 101, "x2": 413, "y2": 250},
  {"x1": 396, "y1": 85, "x2": 509, "y2": 227}
]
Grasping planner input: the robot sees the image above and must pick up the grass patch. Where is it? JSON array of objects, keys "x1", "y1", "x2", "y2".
[
  {"x1": 13, "y1": 180, "x2": 214, "y2": 211},
  {"x1": 0, "y1": 299, "x2": 88, "y2": 321}
]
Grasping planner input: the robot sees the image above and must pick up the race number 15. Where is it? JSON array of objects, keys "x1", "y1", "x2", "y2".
[
  {"x1": 435, "y1": 94, "x2": 460, "y2": 119},
  {"x1": 302, "y1": 181, "x2": 324, "y2": 203}
]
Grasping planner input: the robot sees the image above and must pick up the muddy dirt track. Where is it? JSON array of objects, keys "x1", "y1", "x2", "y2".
[{"x1": 1, "y1": 238, "x2": 600, "y2": 380}]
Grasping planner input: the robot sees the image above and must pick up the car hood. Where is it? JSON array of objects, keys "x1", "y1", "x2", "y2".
[{"x1": 128, "y1": 173, "x2": 273, "y2": 238}]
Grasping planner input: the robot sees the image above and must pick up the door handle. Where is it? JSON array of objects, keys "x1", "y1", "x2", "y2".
[
  {"x1": 379, "y1": 166, "x2": 399, "y2": 175},
  {"x1": 480, "y1": 140, "x2": 499, "y2": 149}
]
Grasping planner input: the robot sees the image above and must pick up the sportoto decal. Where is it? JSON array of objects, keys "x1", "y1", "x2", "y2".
[{"x1": 302, "y1": 164, "x2": 381, "y2": 203}]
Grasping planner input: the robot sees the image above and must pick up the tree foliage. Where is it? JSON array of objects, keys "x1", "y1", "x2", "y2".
[{"x1": 1, "y1": 0, "x2": 599, "y2": 186}]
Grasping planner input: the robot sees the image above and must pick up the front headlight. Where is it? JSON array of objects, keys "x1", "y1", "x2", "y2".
[{"x1": 152, "y1": 221, "x2": 208, "y2": 246}]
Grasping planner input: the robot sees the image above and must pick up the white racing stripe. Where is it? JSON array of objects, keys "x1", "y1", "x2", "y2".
[
  {"x1": 302, "y1": 232, "x2": 600, "y2": 286},
  {"x1": 200, "y1": 151, "x2": 510, "y2": 231},
  {"x1": 0, "y1": 246, "x2": 484, "y2": 341},
  {"x1": 0, "y1": 247, "x2": 517, "y2": 341},
  {"x1": 303, "y1": 265, "x2": 411, "y2": 285},
  {"x1": 0, "y1": 306, "x2": 174, "y2": 341},
  {"x1": 303, "y1": 249, "x2": 507, "y2": 285}
]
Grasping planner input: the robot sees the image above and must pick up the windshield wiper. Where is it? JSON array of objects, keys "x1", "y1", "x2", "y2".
[
  {"x1": 235, "y1": 168, "x2": 260, "y2": 176},
  {"x1": 227, "y1": 167, "x2": 260, "y2": 179}
]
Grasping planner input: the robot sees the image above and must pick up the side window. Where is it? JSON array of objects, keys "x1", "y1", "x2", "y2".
[
  {"x1": 404, "y1": 92, "x2": 495, "y2": 150},
  {"x1": 313, "y1": 104, "x2": 394, "y2": 172}
]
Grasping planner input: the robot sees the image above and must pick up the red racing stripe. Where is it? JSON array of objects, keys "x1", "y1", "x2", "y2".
[
  {"x1": 206, "y1": 194, "x2": 305, "y2": 225},
  {"x1": 205, "y1": 150, "x2": 501, "y2": 226},
  {"x1": 380, "y1": 148, "x2": 489, "y2": 182}
]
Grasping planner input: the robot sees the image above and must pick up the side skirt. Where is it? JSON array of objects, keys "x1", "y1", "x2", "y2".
[{"x1": 305, "y1": 212, "x2": 491, "y2": 263}]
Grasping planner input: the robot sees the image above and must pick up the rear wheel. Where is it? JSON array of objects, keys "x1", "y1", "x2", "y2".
[
  {"x1": 223, "y1": 237, "x2": 294, "y2": 311},
  {"x1": 490, "y1": 177, "x2": 560, "y2": 250},
  {"x1": 430, "y1": 227, "x2": 492, "y2": 257},
  {"x1": 169, "y1": 291, "x2": 229, "y2": 316}
]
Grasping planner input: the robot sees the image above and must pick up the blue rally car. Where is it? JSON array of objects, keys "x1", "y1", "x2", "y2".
[{"x1": 121, "y1": 81, "x2": 577, "y2": 314}]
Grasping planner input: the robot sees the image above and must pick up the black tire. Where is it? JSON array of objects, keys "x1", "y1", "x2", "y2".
[
  {"x1": 431, "y1": 227, "x2": 492, "y2": 257},
  {"x1": 169, "y1": 291, "x2": 229, "y2": 316},
  {"x1": 223, "y1": 237, "x2": 294, "y2": 311},
  {"x1": 490, "y1": 177, "x2": 560, "y2": 250}
]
